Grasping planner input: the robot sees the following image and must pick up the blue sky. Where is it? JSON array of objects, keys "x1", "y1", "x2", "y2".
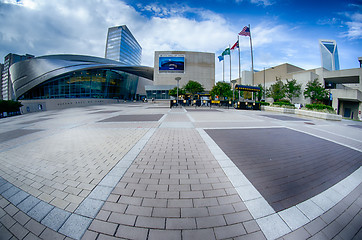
[{"x1": 0, "y1": 0, "x2": 361, "y2": 82}]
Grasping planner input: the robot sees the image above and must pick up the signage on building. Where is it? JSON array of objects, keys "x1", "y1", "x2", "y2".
[{"x1": 159, "y1": 54, "x2": 185, "y2": 73}]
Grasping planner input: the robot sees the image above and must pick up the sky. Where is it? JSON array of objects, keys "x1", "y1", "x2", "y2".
[{"x1": 0, "y1": 0, "x2": 361, "y2": 83}]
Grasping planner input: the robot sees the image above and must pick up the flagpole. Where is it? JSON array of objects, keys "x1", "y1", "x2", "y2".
[
  {"x1": 229, "y1": 45, "x2": 231, "y2": 83},
  {"x1": 223, "y1": 56, "x2": 224, "y2": 82},
  {"x1": 238, "y1": 35, "x2": 241, "y2": 83},
  {"x1": 249, "y1": 24, "x2": 254, "y2": 86}
]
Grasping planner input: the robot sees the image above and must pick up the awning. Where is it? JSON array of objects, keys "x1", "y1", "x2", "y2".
[{"x1": 235, "y1": 85, "x2": 261, "y2": 92}]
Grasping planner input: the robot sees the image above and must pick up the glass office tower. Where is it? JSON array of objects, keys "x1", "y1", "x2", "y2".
[
  {"x1": 105, "y1": 25, "x2": 142, "y2": 66},
  {"x1": 319, "y1": 39, "x2": 340, "y2": 71}
]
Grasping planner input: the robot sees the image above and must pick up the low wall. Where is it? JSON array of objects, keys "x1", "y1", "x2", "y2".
[
  {"x1": 262, "y1": 106, "x2": 342, "y2": 121},
  {"x1": 19, "y1": 98, "x2": 122, "y2": 114}
]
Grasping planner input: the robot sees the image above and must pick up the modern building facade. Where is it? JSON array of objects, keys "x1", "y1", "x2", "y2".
[
  {"x1": 0, "y1": 63, "x2": 3, "y2": 99},
  {"x1": 105, "y1": 25, "x2": 142, "y2": 65},
  {"x1": 1, "y1": 53, "x2": 34, "y2": 100},
  {"x1": 9, "y1": 54, "x2": 153, "y2": 112},
  {"x1": 319, "y1": 39, "x2": 340, "y2": 71},
  {"x1": 149, "y1": 51, "x2": 215, "y2": 100},
  {"x1": 241, "y1": 61, "x2": 362, "y2": 120}
]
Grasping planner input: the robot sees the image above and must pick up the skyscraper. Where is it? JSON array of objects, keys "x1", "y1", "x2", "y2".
[
  {"x1": 319, "y1": 39, "x2": 340, "y2": 71},
  {"x1": 105, "y1": 25, "x2": 142, "y2": 65}
]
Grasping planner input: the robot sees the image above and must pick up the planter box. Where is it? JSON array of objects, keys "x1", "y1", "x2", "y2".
[{"x1": 262, "y1": 106, "x2": 342, "y2": 121}]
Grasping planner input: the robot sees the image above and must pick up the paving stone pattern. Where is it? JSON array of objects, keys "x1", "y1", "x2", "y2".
[
  {"x1": 0, "y1": 103, "x2": 361, "y2": 240},
  {"x1": 99, "y1": 114, "x2": 164, "y2": 122},
  {"x1": 0, "y1": 127, "x2": 148, "y2": 211},
  {"x1": 205, "y1": 128, "x2": 362, "y2": 212},
  {"x1": 85, "y1": 128, "x2": 263, "y2": 239}
]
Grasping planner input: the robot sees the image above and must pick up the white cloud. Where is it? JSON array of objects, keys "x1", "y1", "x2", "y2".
[
  {"x1": 0, "y1": 0, "x2": 325, "y2": 84},
  {"x1": 344, "y1": 13, "x2": 362, "y2": 39},
  {"x1": 235, "y1": 0, "x2": 274, "y2": 6}
]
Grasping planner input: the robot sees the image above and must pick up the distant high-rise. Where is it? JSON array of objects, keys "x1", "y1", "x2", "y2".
[
  {"x1": 1, "y1": 53, "x2": 34, "y2": 100},
  {"x1": 105, "y1": 25, "x2": 142, "y2": 65},
  {"x1": 319, "y1": 39, "x2": 340, "y2": 71}
]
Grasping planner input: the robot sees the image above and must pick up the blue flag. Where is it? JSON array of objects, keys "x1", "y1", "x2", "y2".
[{"x1": 218, "y1": 55, "x2": 224, "y2": 62}]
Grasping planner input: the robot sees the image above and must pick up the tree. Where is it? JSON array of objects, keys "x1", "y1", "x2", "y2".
[
  {"x1": 0, "y1": 100, "x2": 22, "y2": 113},
  {"x1": 210, "y1": 82, "x2": 232, "y2": 100},
  {"x1": 268, "y1": 78, "x2": 285, "y2": 102},
  {"x1": 285, "y1": 79, "x2": 302, "y2": 103},
  {"x1": 303, "y1": 78, "x2": 328, "y2": 103},
  {"x1": 184, "y1": 80, "x2": 205, "y2": 99},
  {"x1": 169, "y1": 87, "x2": 186, "y2": 97},
  {"x1": 256, "y1": 84, "x2": 263, "y2": 101}
]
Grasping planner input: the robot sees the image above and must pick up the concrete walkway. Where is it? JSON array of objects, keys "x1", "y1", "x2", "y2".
[{"x1": 0, "y1": 102, "x2": 361, "y2": 239}]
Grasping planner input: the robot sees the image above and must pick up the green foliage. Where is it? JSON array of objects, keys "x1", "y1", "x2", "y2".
[
  {"x1": 169, "y1": 87, "x2": 186, "y2": 97},
  {"x1": 305, "y1": 103, "x2": 334, "y2": 112},
  {"x1": 210, "y1": 82, "x2": 232, "y2": 100},
  {"x1": 256, "y1": 84, "x2": 263, "y2": 101},
  {"x1": 273, "y1": 101, "x2": 295, "y2": 107},
  {"x1": 0, "y1": 100, "x2": 23, "y2": 113},
  {"x1": 184, "y1": 80, "x2": 205, "y2": 99},
  {"x1": 257, "y1": 101, "x2": 270, "y2": 106},
  {"x1": 285, "y1": 79, "x2": 302, "y2": 102},
  {"x1": 267, "y1": 79, "x2": 285, "y2": 102},
  {"x1": 303, "y1": 78, "x2": 328, "y2": 103}
]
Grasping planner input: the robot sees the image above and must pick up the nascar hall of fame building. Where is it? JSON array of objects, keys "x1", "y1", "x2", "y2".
[{"x1": 10, "y1": 54, "x2": 153, "y2": 113}]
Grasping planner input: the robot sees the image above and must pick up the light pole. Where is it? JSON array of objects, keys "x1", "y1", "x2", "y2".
[
  {"x1": 231, "y1": 79, "x2": 237, "y2": 101},
  {"x1": 175, "y1": 77, "x2": 181, "y2": 107},
  {"x1": 263, "y1": 67, "x2": 266, "y2": 101}
]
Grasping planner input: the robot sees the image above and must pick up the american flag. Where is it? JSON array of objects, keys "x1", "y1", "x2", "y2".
[{"x1": 239, "y1": 26, "x2": 250, "y2": 36}]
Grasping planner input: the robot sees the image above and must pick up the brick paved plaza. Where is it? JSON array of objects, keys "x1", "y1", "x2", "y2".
[{"x1": 0, "y1": 102, "x2": 361, "y2": 239}]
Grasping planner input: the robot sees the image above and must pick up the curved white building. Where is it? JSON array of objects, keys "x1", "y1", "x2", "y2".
[{"x1": 9, "y1": 54, "x2": 153, "y2": 112}]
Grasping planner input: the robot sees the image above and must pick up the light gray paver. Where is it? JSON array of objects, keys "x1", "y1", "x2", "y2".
[
  {"x1": 27, "y1": 201, "x2": 54, "y2": 222},
  {"x1": 278, "y1": 206, "x2": 310, "y2": 231},
  {"x1": 41, "y1": 207, "x2": 71, "y2": 231},
  {"x1": 149, "y1": 229, "x2": 181, "y2": 240},
  {"x1": 58, "y1": 214, "x2": 93, "y2": 240},
  {"x1": 0, "y1": 182, "x2": 12, "y2": 194},
  {"x1": 75, "y1": 198, "x2": 104, "y2": 218},
  {"x1": 296, "y1": 199, "x2": 325, "y2": 221},
  {"x1": 17, "y1": 195, "x2": 41, "y2": 213},
  {"x1": 256, "y1": 213, "x2": 291, "y2": 240},
  {"x1": 2, "y1": 186, "x2": 20, "y2": 199},
  {"x1": 87, "y1": 186, "x2": 114, "y2": 201},
  {"x1": 8, "y1": 190, "x2": 29, "y2": 206},
  {"x1": 183, "y1": 229, "x2": 216, "y2": 240}
]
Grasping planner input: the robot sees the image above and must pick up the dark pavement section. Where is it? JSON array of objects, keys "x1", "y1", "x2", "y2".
[
  {"x1": 262, "y1": 114, "x2": 308, "y2": 121},
  {"x1": 19, "y1": 118, "x2": 51, "y2": 125},
  {"x1": 0, "y1": 129, "x2": 43, "y2": 142},
  {"x1": 98, "y1": 114, "x2": 164, "y2": 122},
  {"x1": 205, "y1": 128, "x2": 362, "y2": 212},
  {"x1": 89, "y1": 110, "x2": 121, "y2": 114}
]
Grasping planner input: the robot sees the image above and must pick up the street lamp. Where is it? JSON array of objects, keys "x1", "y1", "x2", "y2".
[
  {"x1": 263, "y1": 67, "x2": 266, "y2": 100},
  {"x1": 175, "y1": 77, "x2": 181, "y2": 107},
  {"x1": 231, "y1": 79, "x2": 237, "y2": 101}
]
